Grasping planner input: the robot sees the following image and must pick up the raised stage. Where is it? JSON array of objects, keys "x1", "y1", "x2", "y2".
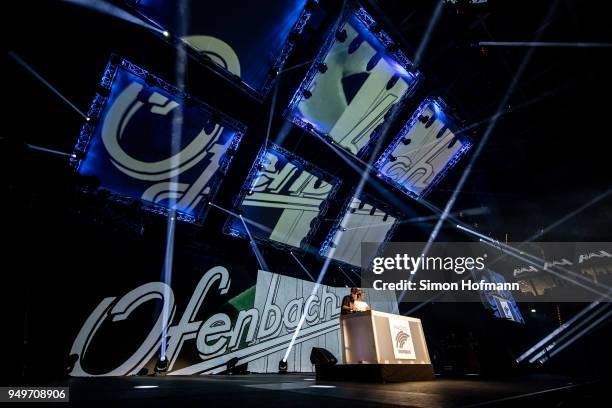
[
  {"x1": 316, "y1": 363, "x2": 435, "y2": 382},
  {"x1": 41, "y1": 373, "x2": 604, "y2": 407}
]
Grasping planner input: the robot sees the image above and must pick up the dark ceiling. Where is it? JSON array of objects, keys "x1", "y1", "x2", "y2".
[{"x1": 4, "y1": 0, "x2": 611, "y2": 248}]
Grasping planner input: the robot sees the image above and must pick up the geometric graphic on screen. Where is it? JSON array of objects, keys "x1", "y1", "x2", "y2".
[
  {"x1": 125, "y1": 0, "x2": 315, "y2": 98},
  {"x1": 71, "y1": 56, "x2": 246, "y2": 225},
  {"x1": 224, "y1": 143, "x2": 341, "y2": 250},
  {"x1": 320, "y1": 192, "x2": 399, "y2": 268},
  {"x1": 374, "y1": 98, "x2": 472, "y2": 199},
  {"x1": 286, "y1": 4, "x2": 420, "y2": 157}
]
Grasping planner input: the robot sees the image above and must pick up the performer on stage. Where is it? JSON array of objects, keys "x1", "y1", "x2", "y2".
[
  {"x1": 353, "y1": 289, "x2": 371, "y2": 312},
  {"x1": 341, "y1": 287, "x2": 358, "y2": 314}
]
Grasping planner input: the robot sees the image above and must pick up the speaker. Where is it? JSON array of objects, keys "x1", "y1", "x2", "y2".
[{"x1": 310, "y1": 347, "x2": 337, "y2": 366}]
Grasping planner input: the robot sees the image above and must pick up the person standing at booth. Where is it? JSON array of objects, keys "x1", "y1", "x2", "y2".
[{"x1": 341, "y1": 287, "x2": 359, "y2": 314}]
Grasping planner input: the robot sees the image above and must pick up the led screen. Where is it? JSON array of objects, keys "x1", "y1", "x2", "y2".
[
  {"x1": 286, "y1": 5, "x2": 420, "y2": 157},
  {"x1": 71, "y1": 56, "x2": 246, "y2": 224},
  {"x1": 225, "y1": 143, "x2": 340, "y2": 249},
  {"x1": 374, "y1": 98, "x2": 472, "y2": 198},
  {"x1": 127, "y1": 0, "x2": 313, "y2": 97},
  {"x1": 320, "y1": 193, "x2": 399, "y2": 268}
]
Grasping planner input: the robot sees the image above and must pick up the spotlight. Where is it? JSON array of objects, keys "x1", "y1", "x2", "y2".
[
  {"x1": 226, "y1": 357, "x2": 239, "y2": 374},
  {"x1": 64, "y1": 353, "x2": 79, "y2": 375},
  {"x1": 278, "y1": 359, "x2": 288, "y2": 374},
  {"x1": 302, "y1": 89, "x2": 312, "y2": 99},
  {"x1": 316, "y1": 62, "x2": 328, "y2": 73},
  {"x1": 226, "y1": 357, "x2": 249, "y2": 375},
  {"x1": 154, "y1": 357, "x2": 169, "y2": 375},
  {"x1": 531, "y1": 309, "x2": 536, "y2": 313},
  {"x1": 162, "y1": 30, "x2": 170, "y2": 38}
]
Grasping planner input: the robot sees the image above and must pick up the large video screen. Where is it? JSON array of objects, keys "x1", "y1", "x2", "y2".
[
  {"x1": 126, "y1": 0, "x2": 313, "y2": 97},
  {"x1": 285, "y1": 4, "x2": 420, "y2": 157},
  {"x1": 320, "y1": 192, "x2": 399, "y2": 268},
  {"x1": 71, "y1": 56, "x2": 246, "y2": 224},
  {"x1": 225, "y1": 143, "x2": 341, "y2": 250},
  {"x1": 374, "y1": 98, "x2": 472, "y2": 198}
]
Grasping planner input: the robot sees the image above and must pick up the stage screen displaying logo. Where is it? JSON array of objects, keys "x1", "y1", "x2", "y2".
[
  {"x1": 71, "y1": 56, "x2": 246, "y2": 224},
  {"x1": 388, "y1": 317, "x2": 416, "y2": 360},
  {"x1": 320, "y1": 192, "x2": 399, "y2": 268},
  {"x1": 374, "y1": 98, "x2": 472, "y2": 199},
  {"x1": 285, "y1": 4, "x2": 420, "y2": 157},
  {"x1": 225, "y1": 143, "x2": 341, "y2": 250},
  {"x1": 126, "y1": 0, "x2": 314, "y2": 97}
]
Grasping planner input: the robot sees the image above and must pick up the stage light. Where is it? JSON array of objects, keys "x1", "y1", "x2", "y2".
[
  {"x1": 154, "y1": 357, "x2": 169, "y2": 375},
  {"x1": 226, "y1": 357, "x2": 240, "y2": 375},
  {"x1": 531, "y1": 309, "x2": 536, "y2": 313},
  {"x1": 64, "y1": 353, "x2": 79, "y2": 375},
  {"x1": 85, "y1": 117, "x2": 91, "y2": 122},
  {"x1": 278, "y1": 359, "x2": 288, "y2": 374},
  {"x1": 162, "y1": 30, "x2": 170, "y2": 38},
  {"x1": 310, "y1": 385, "x2": 336, "y2": 388},
  {"x1": 134, "y1": 385, "x2": 158, "y2": 389}
]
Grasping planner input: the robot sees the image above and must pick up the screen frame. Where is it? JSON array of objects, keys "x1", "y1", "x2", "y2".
[
  {"x1": 223, "y1": 142, "x2": 342, "y2": 252},
  {"x1": 319, "y1": 189, "x2": 402, "y2": 271},
  {"x1": 70, "y1": 54, "x2": 247, "y2": 225},
  {"x1": 374, "y1": 97, "x2": 473, "y2": 200},
  {"x1": 284, "y1": 1, "x2": 422, "y2": 158}
]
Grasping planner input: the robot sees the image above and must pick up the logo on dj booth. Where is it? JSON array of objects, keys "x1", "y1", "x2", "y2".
[
  {"x1": 389, "y1": 318, "x2": 416, "y2": 360},
  {"x1": 395, "y1": 330, "x2": 411, "y2": 349}
]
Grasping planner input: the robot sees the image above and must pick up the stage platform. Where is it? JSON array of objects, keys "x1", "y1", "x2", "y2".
[
  {"x1": 39, "y1": 373, "x2": 605, "y2": 407},
  {"x1": 316, "y1": 363, "x2": 435, "y2": 382}
]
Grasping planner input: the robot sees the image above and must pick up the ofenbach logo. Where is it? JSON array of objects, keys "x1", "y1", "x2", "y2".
[{"x1": 70, "y1": 267, "x2": 345, "y2": 376}]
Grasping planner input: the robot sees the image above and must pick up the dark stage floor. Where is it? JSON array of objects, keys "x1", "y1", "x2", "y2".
[{"x1": 47, "y1": 373, "x2": 607, "y2": 407}]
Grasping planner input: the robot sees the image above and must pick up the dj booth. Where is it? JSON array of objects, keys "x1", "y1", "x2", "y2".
[{"x1": 316, "y1": 310, "x2": 435, "y2": 382}]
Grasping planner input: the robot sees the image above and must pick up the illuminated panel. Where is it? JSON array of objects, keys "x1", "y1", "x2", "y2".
[
  {"x1": 127, "y1": 0, "x2": 313, "y2": 97},
  {"x1": 225, "y1": 143, "x2": 340, "y2": 249},
  {"x1": 71, "y1": 56, "x2": 246, "y2": 224},
  {"x1": 286, "y1": 4, "x2": 420, "y2": 157},
  {"x1": 374, "y1": 98, "x2": 472, "y2": 199},
  {"x1": 320, "y1": 193, "x2": 399, "y2": 268}
]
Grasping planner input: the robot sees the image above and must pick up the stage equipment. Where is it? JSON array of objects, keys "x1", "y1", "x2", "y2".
[
  {"x1": 319, "y1": 192, "x2": 400, "y2": 268},
  {"x1": 225, "y1": 357, "x2": 249, "y2": 375},
  {"x1": 310, "y1": 347, "x2": 338, "y2": 366},
  {"x1": 65, "y1": 354, "x2": 79, "y2": 375},
  {"x1": 316, "y1": 310, "x2": 434, "y2": 382},
  {"x1": 285, "y1": 2, "x2": 420, "y2": 158},
  {"x1": 70, "y1": 56, "x2": 246, "y2": 225},
  {"x1": 124, "y1": 0, "x2": 317, "y2": 98},
  {"x1": 374, "y1": 97, "x2": 472, "y2": 199},
  {"x1": 224, "y1": 143, "x2": 340, "y2": 250},
  {"x1": 278, "y1": 359, "x2": 288, "y2": 374},
  {"x1": 154, "y1": 357, "x2": 168, "y2": 375}
]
